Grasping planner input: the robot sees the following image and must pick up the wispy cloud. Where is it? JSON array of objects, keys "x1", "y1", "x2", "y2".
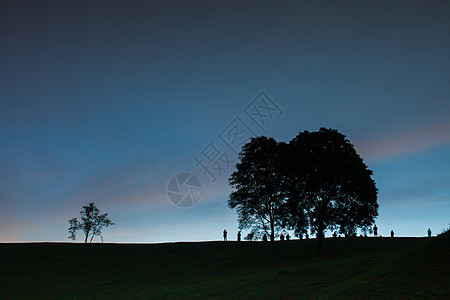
[{"x1": 356, "y1": 119, "x2": 450, "y2": 161}]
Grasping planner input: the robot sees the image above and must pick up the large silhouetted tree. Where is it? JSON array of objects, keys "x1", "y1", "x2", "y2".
[
  {"x1": 285, "y1": 128, "x2": 378, "y2": 253},
  {"x1": 228, "y1": 136, "x2": 286, "y2": 262},
  {"x1": 68, "y1": 203, "x2": 114, "y2": 243}
]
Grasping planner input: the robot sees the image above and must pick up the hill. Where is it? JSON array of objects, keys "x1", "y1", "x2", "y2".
[
  {"x1": 0, "y1": 235, "x2": 448, "y2": 299},
  {"x1": 315, "y1": 231, "x2": 450, "y2": 299}
]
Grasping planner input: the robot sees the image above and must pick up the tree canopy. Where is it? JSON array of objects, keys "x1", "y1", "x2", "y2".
[
  {"x1": 68, "y1": 203, "x2": 114, "y2": 243},
  {"x1": 228, "y1": 136, "x2": 286, "y2": 262},
  {"x1": 228, "y1": 128, "x2": 378, "y2": 254},
  {"x1": 228, "y1": 136, "x2": 286, "y2": 243},
  {"x1": 285, "y1": 128, "x2": 378, "y2": 252}
]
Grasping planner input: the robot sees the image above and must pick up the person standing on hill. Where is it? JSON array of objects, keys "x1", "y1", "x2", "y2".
[
  {"x1": 223, "y1": 229, "x2": 227, "y2": 241},
  {"x1": 373, "y1": 224, "x2": 378, "y2": 237},
  {"x1": 427, "y1": 228, "x2": 432, "y2": 237},
  {"x1": 390, "y1": 230, "x2": 394, "y2": 238},
  {"x1": 237, "y1": 231, "x2": 241, "y2": 241}
]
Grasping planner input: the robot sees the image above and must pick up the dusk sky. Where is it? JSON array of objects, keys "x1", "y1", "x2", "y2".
[{"x1": 1, "y1": 1, "x2": 449, "y2": 243}]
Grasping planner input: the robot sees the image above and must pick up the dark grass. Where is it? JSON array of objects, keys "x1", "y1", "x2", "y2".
[{"x1": 0, "y1": 234, "x2": 448, "y2": 299}]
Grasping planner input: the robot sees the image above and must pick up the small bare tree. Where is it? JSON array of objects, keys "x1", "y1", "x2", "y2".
[{"x1": 68, "y1": 203, "x2": 114, "y2": 243}]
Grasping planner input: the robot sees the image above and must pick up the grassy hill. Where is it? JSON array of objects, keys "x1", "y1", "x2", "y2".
[
  {"x1": 0, "y1": 234, "x2": 448, "y2": 299},
  {"x1": 315, "y1": 231, "x2": 450, "y2": 299}
]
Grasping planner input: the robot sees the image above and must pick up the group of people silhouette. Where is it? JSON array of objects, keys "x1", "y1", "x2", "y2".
[
  {"x1": 280, "y1": 233, "x2": 290, "y2": 241},
  {"x1": 373, "y1": 225, "x2": 394, "y2": 237},
  {"x1": 223, "y1": 229, "x2": 291, "y2": 241},
  {"x1": 372, "y1": 225, "x2": 432, "y2": 238},
  {"x1": 223, "y1": 226, "x2": 433, "y2": 241}
]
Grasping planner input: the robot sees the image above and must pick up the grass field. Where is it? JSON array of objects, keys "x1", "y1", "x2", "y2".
[{"x1": 1, "y1": 232, "x2": 448, "y2": 299}]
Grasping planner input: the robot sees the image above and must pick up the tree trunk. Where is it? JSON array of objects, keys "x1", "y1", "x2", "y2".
[
  {"x1": 270, "y1": 218, "x2": 276, "y2": 264},
  {"x1": 316, "y1": 200, "x2": 326, "y2": 254},
  {"x1": 317, "y1": 222, "x2": 324, "y2": 254},
  {"x1": 84, "y1": 233, "x2": 88, "y2": 244}
]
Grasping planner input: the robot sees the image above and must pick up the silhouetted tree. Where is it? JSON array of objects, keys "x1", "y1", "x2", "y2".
[
  {"x1": 228, "y1": 136, "x2": 286, "y2": 262},
  {"x1": 285, "y1": 128, "x2": 378, "y2": 253},
  {"x1": 68, "y1": 203, "x2": 114, "y2": 243}
]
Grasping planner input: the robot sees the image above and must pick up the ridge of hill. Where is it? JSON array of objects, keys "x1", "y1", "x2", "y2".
[{"x1": 0, "y1": 235, "x2": 448, "y2": 299}]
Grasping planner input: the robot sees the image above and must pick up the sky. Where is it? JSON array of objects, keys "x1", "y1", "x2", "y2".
[{"x1": 1, "y1": 1, "x2": 449, "y2": 243}]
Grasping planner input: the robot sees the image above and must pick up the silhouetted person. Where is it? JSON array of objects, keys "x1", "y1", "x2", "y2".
[
  {"x1": 333, "y1": 232, "x2": 337, "y2": 238},
  {"x1": 223, "y1": 229, "x2": 227, "y2": 241},
  {"x1": 237, "y1": 231, "x2": 241, "y2": 241},
  {"x1": 286, "y1": 234, "x2": 290, "y2": 241},
  {"x1": 263, "y1": 234, "x2": 267, "y2": 242},
  {"x1": 427, "y1": 228, "x2": 431, "y2": 237},
  {"x1": 390, "y1": 230, "x2": 394, "y2": 238},
  {"x1": 373, "y1": 224, "x2": 378, "y2": 237},
  {"x1": 280, "y1": 234, "x2": 285, "y2": 241}
]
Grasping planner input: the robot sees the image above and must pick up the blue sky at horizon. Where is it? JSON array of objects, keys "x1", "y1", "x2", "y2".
[{"x1": 1, "y1": 1, "x2": 449, "y2": 242}]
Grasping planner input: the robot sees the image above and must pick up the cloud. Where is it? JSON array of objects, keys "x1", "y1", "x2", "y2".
[
  {"x1": 59, "y1": 162, "x2": 172, "y2": 209},
  {"x1": 356, "y1": 119, "x2": 450, "y2": 161}
]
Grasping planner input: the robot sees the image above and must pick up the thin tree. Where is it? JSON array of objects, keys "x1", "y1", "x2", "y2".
[
  {"x1": 286, "y1": 128, "x2": 378, "y2": 253},
  {"x1": 68, "y1": 203, "x2": 114, "y2": 243},
  {"x1": 228, "y1": 136, "x2": 286, "y2": 263}
]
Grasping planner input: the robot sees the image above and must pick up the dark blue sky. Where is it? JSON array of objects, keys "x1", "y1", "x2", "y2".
[{"x1": 1, "y1": 1, "x2": 449, "y2": 242}]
